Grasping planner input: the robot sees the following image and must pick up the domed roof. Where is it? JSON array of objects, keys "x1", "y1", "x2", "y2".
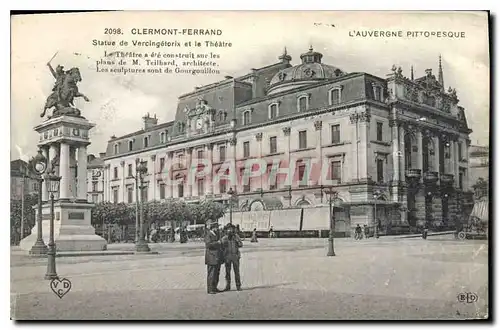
[{"x1": 268, "y1": 47, "x2": 346, "y2": 95}]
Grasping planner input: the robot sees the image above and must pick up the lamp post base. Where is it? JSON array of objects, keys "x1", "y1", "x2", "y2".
[
  {"x1": 29, "y1": 239, "x2": 48, "y2": 256},
  {"x1": 135, "y1": 240, "x2": 151, "y2": 253},
  {"x1": 327, "y1": 238, "x2": 336, "y2": 256},
  {"x1": 44, "y1": 248, "x2": 58, "y2": 280}
]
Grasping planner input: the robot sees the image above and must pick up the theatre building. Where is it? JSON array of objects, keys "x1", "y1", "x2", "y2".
[{"x1": 93, "y1": 47, "x2": 474, "y2": 234}]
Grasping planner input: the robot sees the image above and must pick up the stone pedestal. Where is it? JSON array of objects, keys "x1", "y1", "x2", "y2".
[
  {"x1": 20, "y1": 201, "x2": 106, "y2": 251},
  {"x1": 20, "y1": 114, "x2": 107, "y2": 252}
]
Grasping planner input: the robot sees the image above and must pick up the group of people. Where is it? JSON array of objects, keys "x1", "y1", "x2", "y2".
[
  {"x1": 354, "y1": 224, "x2": 378, "y2": 240},
  {"x1": 205, "y1": 221, "x2": 244, "y2": 294}
]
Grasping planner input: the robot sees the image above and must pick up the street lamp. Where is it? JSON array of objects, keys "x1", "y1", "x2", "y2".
[
  {"x1": 324, "y1": 187, "x2": 338, "y2": 257},
  {"x1": 373, "y1": 190, "x2": 382, "y2": 239},
  {"x1": 227, "y1": 188, "x2": 236, "y2": 224},
  {"x1": 29, "y1": 149, "x2": 48, "y2": 256},
  {"x1": 135, "y1": 160, "x2": 150, "y2": 252},
  {"x1": 44, "y1": 169, "x2": 61, "y2": 280}
]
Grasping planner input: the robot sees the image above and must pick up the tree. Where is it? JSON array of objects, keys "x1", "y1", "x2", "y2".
[
  {"x1": 10, "y1": 194, "x2": 38, "y2": 244},
  {"x1": 194, "y1": 200, "x2": 225, "y2": 224},
  {"x1": 91, "y1": 202, "x2": 131, "y2": 243},
  {"x1": 472, "y1": 177, "x2": 488, "y2": 200}
]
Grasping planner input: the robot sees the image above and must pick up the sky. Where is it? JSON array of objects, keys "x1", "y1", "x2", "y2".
[{"x1": 10, "y1": 11, "x2": 490, "y2": 161}]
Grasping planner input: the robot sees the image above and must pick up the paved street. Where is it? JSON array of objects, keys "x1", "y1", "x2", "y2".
[{"x1": 11, "y1": 237, "x2": 489, "y2": 320}]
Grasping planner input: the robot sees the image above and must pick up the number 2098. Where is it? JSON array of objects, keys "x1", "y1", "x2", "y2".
[{"x1": 104, "y1": 28, "x2": 123, "y2": 35}]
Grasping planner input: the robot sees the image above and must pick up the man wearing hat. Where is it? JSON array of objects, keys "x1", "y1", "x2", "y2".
[
  {"x1": 205, "y1": 220, "x2": 223, "y2": 294},
  {"x1": 221, "y1": 223, "x2": 243, "y2": 291}
]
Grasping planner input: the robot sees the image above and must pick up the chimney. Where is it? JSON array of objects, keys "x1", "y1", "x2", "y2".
[
  {"x1": 99, "y1": 152, "x2": 106, "y2": 158},
  {"x1": 143, "y1": 113, "x2": 158, "y2": 130},
  {"x1": 87, "y1": 154, "x2": 96, "y2": 162}
]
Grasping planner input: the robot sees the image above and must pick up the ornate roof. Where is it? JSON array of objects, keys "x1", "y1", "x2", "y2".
[{"x1": 267, "y1": 47, "x2": 346, "y2": 95}]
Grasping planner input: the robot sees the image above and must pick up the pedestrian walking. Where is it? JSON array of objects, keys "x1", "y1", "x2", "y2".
[
  {"x1": 363, "y1": 224, "x2": 370, "y2": 239},
  {"x1": 422, "y1": 223, "x2": 429, "y2": 240},
  {"x1": 354, "y1": 224, "x2": 363, "y2": 240},
  {"x1": 221, "y1": 224, "x2": 243, "y2": 291},
  {"x1": 269, "y1": 226, "x2": 275, "y2": 238},
  {"x1": 250, "y1": 228, "x2": 258, "y2": 243},
  {"x1": 205, "y1": 221, "x2": 223, "y2": 294}
]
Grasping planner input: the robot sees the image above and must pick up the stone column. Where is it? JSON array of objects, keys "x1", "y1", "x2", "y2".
[
  {"x1": 41, "y1": 146, "x2": 50, "y2": 201},
  {"x1": 282, "y1": 127, "x2": 291, "y2": 189},
  {"x1": 167, "y1": 152, "x2": 173, "y2": 198},
  {"x1": 207, "y1": 143, "x2": 214, "y2": 195},
  {"x1": 453, "y1": 140, "x2": 460, "y2": 188},
  {"x1": 416, "y1": 129, "x2": 423, "y2": 179},
  {"x1": 357, "y1": 111, "x2": 370, "y2": 181},
  {"x1": 314, "y1": 121, "x2": 322, "y2": 186},
  {"x1": 77, "y1": 146, "x2": 88, "y2": 200},
  {"x1": 186, "y1": 148, "x2": 193, "y2": 197},
  {"x1": 59, "y1": 143, "x2": 70, "y2": 200},
  {"x1": 433, "y1": 135, "x2": 440, "y2": 174},
  {"x1": 390, "y1": 119, "x2": 399, "y2": 202},
  {"x1": 120, "y1": 160, "x2": 125, "y2": 203},
  {"x1": 150, "y1": 155, "x2": 156, "y2": 201},
  {"x1": 69, "y1": 147, "x2": 77, "y2": 199},
  {"x1": 399, "y1": 124, "x2": 406, "y2": 180},
  {"x1": 390, "y1": 120, "x2": 399, "y2": 182},
  {"x1": 349, "y1": 115, "x2": 359, "y2": 182},
  {"x1": 229, "y1": 138, "x2": 237, "y2": 191}
]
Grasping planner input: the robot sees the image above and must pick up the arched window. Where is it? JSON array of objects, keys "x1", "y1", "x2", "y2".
[
  {"x1": 128, "y1": 140, "x2": 133, "y2": 152},
  {"x1": 144, "y1": 136, "x2": 149, "y2": 148},
  {"x1": 243, "y1": 111, "x2": 251, "y2": 125},
  {"x1": 160, "y1": 132, "x2": 165, "y2": 144},
  {"x1": 329, "y1": 87, "x2": 342, "y2": 105},
  {"x1": 268, "y1": 103, "x2": 279, "y2": 119},
  {"x1": 113, "y1": 144, "x2": 119, "y2": 155},
  {"x1": 297, "y1": 95, "x2": 309, "y2": 112}
]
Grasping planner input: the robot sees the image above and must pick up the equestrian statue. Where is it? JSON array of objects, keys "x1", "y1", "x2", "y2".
[{"x1": 40, "y1": 55, "x2": 90, "y2": 118}]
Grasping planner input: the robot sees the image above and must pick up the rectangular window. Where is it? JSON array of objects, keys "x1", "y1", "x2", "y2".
[
  {"x1": 298, "y1": 164, "x2": 306, "y2": 187},
  {"x1": 159, "y1": 183, "x2": 166, "y2": 199},
  {"x1": 198, "y1": 179, "x2": 205, "y2": 196},
  {"x1": 128, "y1": 164, "x2": 133, "y2": 177},
  {"x1": 270, "y1": 136, "x2": 277, "y2": 154},
  {"x1": 197, "y1": 149, "x2": 204, "y2": 159},
  {"x1": 377, "y1": 159, "x2": 384, "y2": 183},
  {"x1": 242, "y1": 168, "x2": 250, "y2": 192},
  {"x1": 127, "y1": 185, "x2": 133, "y2": 204},
  {"x1": 219, "y1": 145, "x2": 226, "y2": 162},
  {"x1": 92, "y1": 194, "x2": 98, "y2": 203},
  {"x1": 458, "y1": 142, "x2": 463, "y2": 160},
  {"x1": 330, "y1": 161, "x2": 342, "y2": 183},
  {"x1": 128, "y1": 141, "x2": 133, "y2": 151},
  {"x1": 330, "y1": 89, "x2": 340, "y2": 105},
  {"x1": 298, "y1": 97, "x2": 307, "y2": 112},
  {"x1": 113, "y1": 167, "x2": 118, "y2": 179},
  {"x1": 374, "y1": 86, "x2": 382, "y2": 101},
  {"x1": 92, "y1": 181, "x2": 98, "y2": 192},
  {"x1": 141, "y1": 185, "x2": 148, "y2": 202},
  {"x1": 143, "y1": 162, "x2": 148, "y2": 174},
  {"x1": 144, "y1": 137, "x2": 149, "y2": 148},
  {"x1": 299, "y1": 130, "x2": 307, "y2": 149},
  {"x1": 331, "y1": 125, "x2": 340, "y2": 144},
  {"x1": 159, "y1": 157, "x2": 165, "y2": 172},
  {"x1": 269, "y1": 104, "x2": 278, "y2": 119},
  {"x1": 219, "y1": 180, "x2": 227, "y2": 195},
  {"x1": 113, "y1": 188, "x2": 118, "y2": 204},
  {"x1": 268, "y1": 165, "x2": 277, "y2": 190},
  {"x1": 243, "y1": 141, "x2": 250, "y2": 158},
  {"x1": 178, "y1": 182, "x2": 184, "y2": 198},
  {"x1": 459, "y1": 171, "x2": 464, "y2": 190},
  {"x1": 376, "y1": 122, "x2": 383, "y2": 141}
]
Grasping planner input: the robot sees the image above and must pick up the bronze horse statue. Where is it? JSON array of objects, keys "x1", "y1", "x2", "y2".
[{"x1": 40, "y1": 64, "x2": 90, "y2": 118}]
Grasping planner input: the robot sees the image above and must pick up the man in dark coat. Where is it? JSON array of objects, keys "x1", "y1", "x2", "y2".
[
  {"x1": 205, "y1": 221, "x2": 222, "y2": 294},
  {"x1": 221, "y1": 224, "x2": 243, "y2": 291}
]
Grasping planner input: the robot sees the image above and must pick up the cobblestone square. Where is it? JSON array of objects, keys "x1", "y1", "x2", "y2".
[{"x1": 11, "y1": 237, "x2": 488, "y2": 320}]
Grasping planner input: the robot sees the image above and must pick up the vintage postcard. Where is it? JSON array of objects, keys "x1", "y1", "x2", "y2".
[{"x1": 10, "y1": 11, "x2": 490, "y2": 320}]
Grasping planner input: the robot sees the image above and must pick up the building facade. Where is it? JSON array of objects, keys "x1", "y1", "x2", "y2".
[
  {"x1": 93, "y1": 47, "x2": 474, "y2": 231},
  {"x1": 11, "y1": 159, "x2": 39, "y2": 200}
]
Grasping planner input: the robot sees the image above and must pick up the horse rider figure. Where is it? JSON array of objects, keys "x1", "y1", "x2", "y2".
[{"x1": 48, "y1": 63, "x2": 67, "y2": 102}]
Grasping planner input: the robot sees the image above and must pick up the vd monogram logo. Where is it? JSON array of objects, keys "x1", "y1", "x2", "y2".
[{"x1": 50, "y1": 278, "x2": 72, "y2": 299}]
